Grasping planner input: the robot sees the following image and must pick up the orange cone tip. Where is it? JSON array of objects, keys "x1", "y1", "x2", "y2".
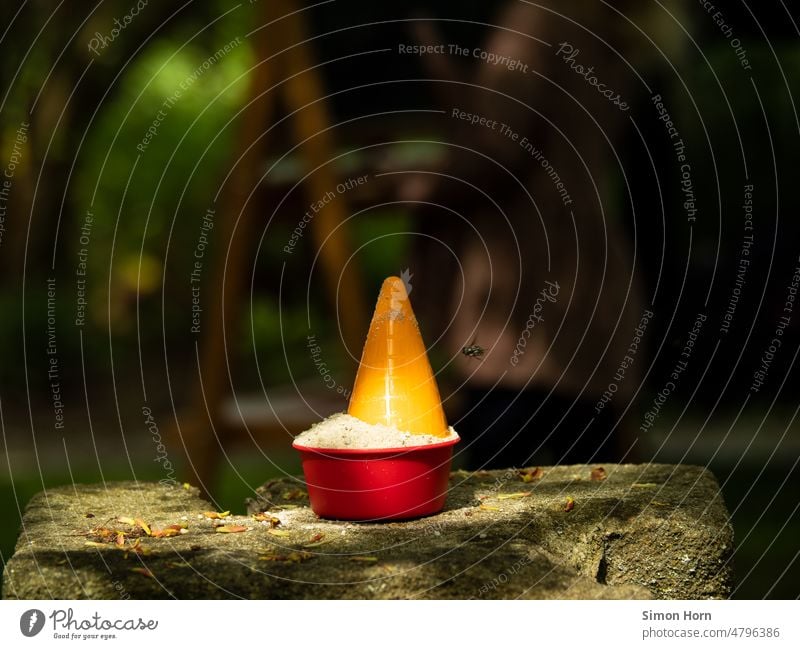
[{"x1": 347, "y1": 276, "x2": 449, "y2": 438}]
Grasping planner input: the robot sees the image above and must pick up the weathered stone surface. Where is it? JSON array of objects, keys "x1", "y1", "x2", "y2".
[{"x1": 3, "y1": 464, "x2": 732, "y2": 599}]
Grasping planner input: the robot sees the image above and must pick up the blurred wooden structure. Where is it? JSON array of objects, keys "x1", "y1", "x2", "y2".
[{"x1": 174, "y1": 0, "x2": 370, "y2": 495}]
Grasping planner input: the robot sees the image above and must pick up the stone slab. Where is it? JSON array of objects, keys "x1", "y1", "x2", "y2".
[{"x1": 2, "y1": 464, "x2": 733, "y2": 599}]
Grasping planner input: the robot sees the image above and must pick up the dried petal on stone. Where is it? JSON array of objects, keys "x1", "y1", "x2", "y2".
[
  {"x1": 215, "y1": 525, "x2": 248, "y2": 533},
  {"x1": 128, "y1": 538, "x2": 147, "y2": 556},
  {"x1": 203, "y1": 511, "x2": 230, "y2": 520},
  {"x1": 87, "y1": 527, "x2": 115, "y2": 541},
  {"x1": 304, "y1": 533, "x2": 329, "y2": 547},
  {"x1": 519, "y1": 467, "x2": 544, "y2": 483},
  {"x1": 252, "y1": 513, "x2": 281, "y2": 527},
  {"x1": 135, "y1": 519, "x2": 152, "y2": 536}
]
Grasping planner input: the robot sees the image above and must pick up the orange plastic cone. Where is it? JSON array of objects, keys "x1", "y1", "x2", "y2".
[{"x1": 347, "y1": 276, "x2": 449, "y2": 438}]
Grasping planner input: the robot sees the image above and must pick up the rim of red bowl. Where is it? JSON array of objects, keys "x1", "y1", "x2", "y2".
[{"x1": 292, "y1": 434, "x2": 460, "y2": 456}]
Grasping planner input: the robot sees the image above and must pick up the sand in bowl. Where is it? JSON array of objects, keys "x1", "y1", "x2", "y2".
[{"x1": 294, "y1": 412, "x2": 459, "y2": 450}]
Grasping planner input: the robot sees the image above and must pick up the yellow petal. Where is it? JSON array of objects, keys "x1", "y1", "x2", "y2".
[{"x1": 215, "y1": 525, "x2": 248, "y2": 533}]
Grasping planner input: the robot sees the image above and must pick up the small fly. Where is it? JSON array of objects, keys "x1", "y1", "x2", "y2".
[{"x1": 461, "y1": 338, "x2": 485, "y2": 359}]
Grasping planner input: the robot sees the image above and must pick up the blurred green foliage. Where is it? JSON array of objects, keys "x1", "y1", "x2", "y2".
[{"x1": 73, "y1": 21, "x2": 252, "y2": 341}]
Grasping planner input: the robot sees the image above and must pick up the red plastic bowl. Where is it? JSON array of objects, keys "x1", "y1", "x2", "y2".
[{"x1": 293, "y1": 436, "x2": 460, "y2": 521}]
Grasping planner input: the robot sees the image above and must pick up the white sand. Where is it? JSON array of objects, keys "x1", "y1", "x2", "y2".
[{"x1": 293, "y1": 412, "x2": 459, "y2": 450}]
